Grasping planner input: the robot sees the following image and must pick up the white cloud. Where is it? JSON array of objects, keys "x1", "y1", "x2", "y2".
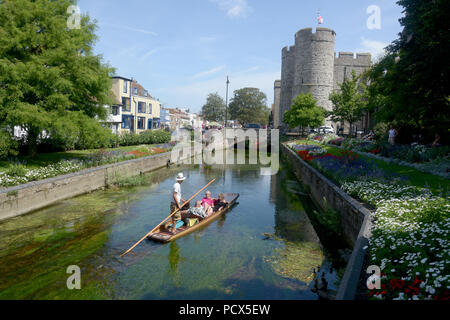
[
  {"x1": 99, "y1": 22, "x2": 158, "y2": 36},
  {"x1": 191, "y1": 65, "x2": 226, "y2": 80},
  {"x1": 356, "y1": 38, "x2": 389, "y2": 60},
  {"x1": 210, "y1": 0, "x2": 252, "y2": 18},
  {"x1": 140, "y1": 48, "x2": 162, "y2": 61}
]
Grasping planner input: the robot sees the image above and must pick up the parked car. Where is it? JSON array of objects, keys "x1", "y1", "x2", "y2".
[
  {"x1": 318, "y1": 126, "x2": 334, "y2": 134},
  {"x1": 245, "y1": 123, "x2": 261, "y2": 129}
]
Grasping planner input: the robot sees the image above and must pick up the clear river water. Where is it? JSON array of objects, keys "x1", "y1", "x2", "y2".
[{"x1": 0, "y1": 151, "x2": 348, "y2": 299}]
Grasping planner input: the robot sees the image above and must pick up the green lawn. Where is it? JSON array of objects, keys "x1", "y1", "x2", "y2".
[
  {"x1": 0, "y1": 144, "x2": 165, "y2": 170},
  {"x1": 291, "y1": 140, "x2": 449, "y2": 193}
]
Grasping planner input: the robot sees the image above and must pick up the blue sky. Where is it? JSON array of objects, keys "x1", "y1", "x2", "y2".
[{"x1": 78, "y1": 0, "x2": 404, "y2": 113}]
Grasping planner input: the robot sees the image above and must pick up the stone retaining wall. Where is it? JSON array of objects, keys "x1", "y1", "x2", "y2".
[
  {"x1": 0, "y1": 152, "x2": 180, "y2": 222},
  {"x1": 0, "y1": 135, "x2": 239, "y2": 222},
  {"x1": 281, "y1": 143, "x2": 373, "y2": 300}
]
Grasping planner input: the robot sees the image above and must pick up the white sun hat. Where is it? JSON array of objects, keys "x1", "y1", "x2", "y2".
[{"x1": 176, "y1": 173, "x2": 186, "y2": 181}]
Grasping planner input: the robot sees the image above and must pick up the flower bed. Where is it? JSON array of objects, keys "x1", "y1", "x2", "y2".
[
  {"x1": 336, "y1": 138, "x2": 450, "y2": 178},
  {"x1": 294, "y1": 145, "x2": 406, "y2": 184},
  {"x1": 0, "y1": 145, "x2": 172, "y2": 188},
  {"x1": 287, "y1": 141, "x2": 450, "y2": 300}
]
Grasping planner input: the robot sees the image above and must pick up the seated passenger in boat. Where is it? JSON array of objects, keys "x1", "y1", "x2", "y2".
[
  {"x1": 212, "y1": 194, "x2": 228, "y2": 213},
  {"x1": 201, "y1": 191, "x2": 216, "y2": 207},
  {"x1": 201, "y1": 191, "x2": 217, "y2": 216},
  {"x1": 185, "y1": 201, "x2": 209, "y2": 221}
]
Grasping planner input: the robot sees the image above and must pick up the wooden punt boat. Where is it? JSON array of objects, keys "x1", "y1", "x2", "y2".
[{"x1": 147, "y1": 193, "x2": 240, "y2": 243}]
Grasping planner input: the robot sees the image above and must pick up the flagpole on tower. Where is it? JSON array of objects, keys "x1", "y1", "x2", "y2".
[{"x1": 317, "y1": 9, "x2": 324, "y2": 25}]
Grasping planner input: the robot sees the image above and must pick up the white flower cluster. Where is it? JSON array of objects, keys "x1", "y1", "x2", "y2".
[
  {"x1": 308, "y1": 148, "x2": 326, "y2": 157},
  {"x1": 340, "y1": 178, "x2": 450, "y2": 300},
  {"x1": 0, "y1": 160, "x2": 84, "y2": 187},
  {"x1": 320, "y1": 133, "x2": 340, "y2": 145},
  {"x1": 370, "y1": 217, "x2": 449, "y2": 300},
  {"x1": 341, "y1": 180, "x2": 431, "y2": 207},
  {"x1": 348, "y1": 181, "x2": 450, "y2": 300}
]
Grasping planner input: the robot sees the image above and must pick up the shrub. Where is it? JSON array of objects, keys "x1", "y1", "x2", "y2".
[
  {"x1": 46, "y1": 117, "x2": 79, "y2": 151},
  {"x1": 46, "y1": 113, "x2": 116, "y2": 151},
  {"x1": 0, "y1": 131, "x2": 18, "y2": 159},
  {"x1": 5, "y1": 163, "x2": 27, "y2": 177},
  {"x1": 118, "y1": 132, "x2": 137, "y2": 146},
  {"x1": 374, "y1": 122, "x2": 389, "y2": 143},
  {"x1": 74, "y1": 115, "x2": 115, "y2": 150},
  {"x1": 118, "y1": 130, "x2": 171, "y2": 146}
]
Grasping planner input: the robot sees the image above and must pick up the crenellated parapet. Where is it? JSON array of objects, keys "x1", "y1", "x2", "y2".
[
  {"x1": 333, "y1": 52, "x2": 372, "y2": 90},
  {"x1": 334, "y1": 52, "x2": 371, "y2": 67}
]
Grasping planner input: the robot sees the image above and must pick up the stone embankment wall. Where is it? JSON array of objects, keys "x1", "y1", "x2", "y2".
[
  {"x1": 0, "y1": 152, "x2": 183, "y2": 222},
  {"x1": 281, "y1": 144, "x2": 373, "y2": 300}
]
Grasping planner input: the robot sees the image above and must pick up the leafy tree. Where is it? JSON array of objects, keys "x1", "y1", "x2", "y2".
[
  {"x1": 283, "y1": 93, "x2": 325, "y2": 135},
  {"x1": 228, "y1": 88, "x2": 270, "y2": 126},
  {"x1": 0, "y1": 0, "x2": 115, "y2": 157},
  {"x1": 329, "y1": 71, "x2": 368, "y2": 135},
  {"x1": 367, "y1": 0, "x2": 450, "y2": 141},
  {"x1": 0, "y1": 130, "x2": 18, "y2": 158},
  {"x1": 201, "y1": 93, "x2": 225, "y2": 122}
]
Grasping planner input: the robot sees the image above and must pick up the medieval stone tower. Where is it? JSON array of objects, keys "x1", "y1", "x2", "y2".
[{"x1": 276, "y1": 27, "x2": 372, "y2": 131}]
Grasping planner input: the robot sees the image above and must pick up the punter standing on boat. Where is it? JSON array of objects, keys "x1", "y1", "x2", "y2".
[{"x1": 170, "y1": 173, "x2": 189, "y2": 233}]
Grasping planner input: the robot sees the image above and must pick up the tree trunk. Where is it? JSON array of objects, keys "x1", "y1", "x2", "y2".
[{"x1": 27, "y1": 126, "x2": 40, "y2": 158}]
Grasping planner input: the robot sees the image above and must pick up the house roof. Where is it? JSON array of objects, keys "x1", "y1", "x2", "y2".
[{"x1": 112, "y1": 76, "x2": 132, "y2": 82}]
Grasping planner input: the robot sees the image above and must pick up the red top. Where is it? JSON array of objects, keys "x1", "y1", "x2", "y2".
[{"x1": 201, "y1": 198, "x2": 216, "y2": 206}]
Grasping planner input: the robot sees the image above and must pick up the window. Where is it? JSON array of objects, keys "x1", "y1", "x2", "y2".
[
  {"x1": 134, "y1": 87, "x2": 138, "y2": 95},
  {"x1": 148, "y1": 103, "x2": 152, "y2": 114},
  {"x1": 138, "y1": 102, "x2": 146, "y2": 113},
  {"x1": 137, "y1": 117, "x2": 146, "y2": 130},
  {"x1": 122, "y1": 115, "x2": 134, "y2": 129},
  {"x1": 123, "y1": 81, "x2": 128, "y2": 94},
  {"x1": 122, "y1": 97, "x2": 130, "y2": 112},
  {"x1": 153, "y1": 118, "x2": 160, "y2": 129},
  {"x1": 112, "y1": 106, "x2": 120, "y2": 116},
  {"x1": 148, "y1": 118, "x2": 153, "y2": 130}
]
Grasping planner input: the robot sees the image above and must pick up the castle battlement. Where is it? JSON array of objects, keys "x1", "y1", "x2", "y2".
[
  {"x1": 294, "y1": 27, "x2": 335, "y2": 38},
  {"x1": 282, "y1": 45, "x2": 295, "y2": 58},
  {"x1": 335, "y1": 52, "x2": 372, "y2": 66}
]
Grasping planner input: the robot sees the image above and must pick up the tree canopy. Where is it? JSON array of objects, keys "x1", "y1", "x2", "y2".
[
  {"x1": 329, "y1": 71, "x2": 368, "y2": 134},
  {"x1": 228, "y1": 87, "x2": 270, "y2": 126},
  {"x1": 283, "y1": 93, "x2": 325, "y2": 132},
  {"x1": 201, "y1": 93, "x2": 226, "y2": 123},
  {"x1": 0, "y1": 0, "x2": 115, "y2": 156},
  {"x1": 367, "y1": 0, "x2": 450, "y2": 140}
]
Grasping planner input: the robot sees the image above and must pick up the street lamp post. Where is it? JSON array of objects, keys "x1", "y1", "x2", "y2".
[{"x1": 225, "y1": 76, "x2": 230, "y2": 128}]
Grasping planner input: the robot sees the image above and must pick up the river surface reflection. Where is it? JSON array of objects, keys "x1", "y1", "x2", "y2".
[{"x1": 0, "y1": 151, "x2": 344, "y2": 299}]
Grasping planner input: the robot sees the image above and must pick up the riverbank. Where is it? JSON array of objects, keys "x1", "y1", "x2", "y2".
[
  {"x1": 284, "y1": 140, "x2": 449, "y2": 300},
  {"x1": 0, "y1": 143, "x2": 174, "y2": 188},
  {"x1": 0, "y1": 150, "x2": 179, "y2": 221}
]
